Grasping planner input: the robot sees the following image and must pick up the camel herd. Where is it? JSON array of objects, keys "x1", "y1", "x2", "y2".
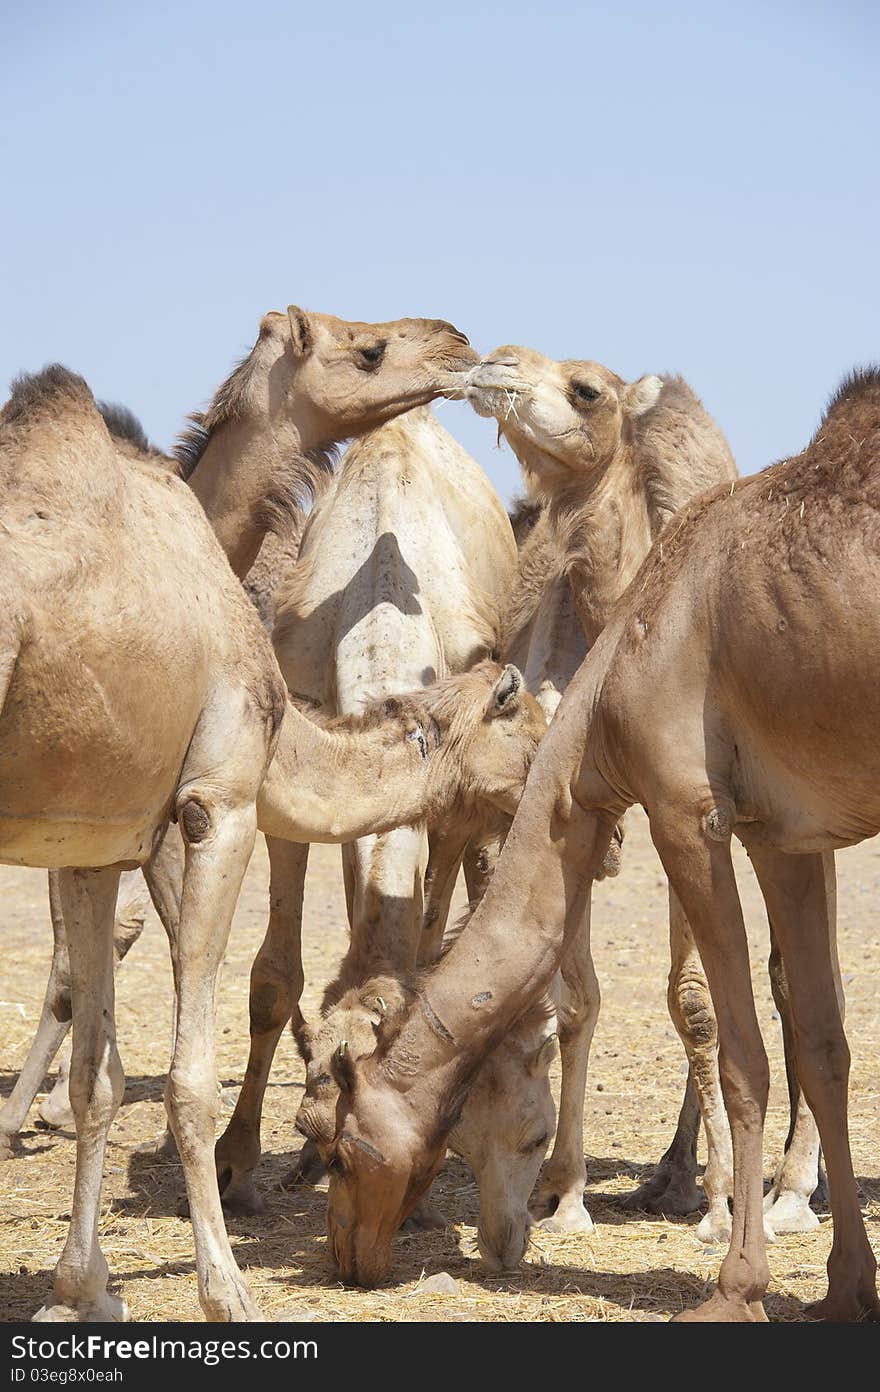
[{"x1": 0, "y1": 305, "x2": 877, "y2": 1324}]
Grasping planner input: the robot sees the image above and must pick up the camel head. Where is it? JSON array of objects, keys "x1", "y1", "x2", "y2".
[
  {"x1": 449, "y1": 1005, "x2": 557, "y2": 1272},
  {"x1": 416, "y1": 661, "x2": 548, "y2": 819},
  {"x1": 268, "y1": 307, "x2": 478, "y2": 449},
  {"x1": 465, "y1": 346, "x2": 662, "y2": 494}
]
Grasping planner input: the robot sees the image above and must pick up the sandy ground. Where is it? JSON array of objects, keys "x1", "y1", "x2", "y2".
[{"x1": 0, "y1": 809, "x2": 877, "y2": 1323}]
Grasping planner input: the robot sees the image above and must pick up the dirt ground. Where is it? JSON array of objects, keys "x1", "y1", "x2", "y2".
[{"x1": 0, "y1": 809, "x2": 877, "y2": 1323}]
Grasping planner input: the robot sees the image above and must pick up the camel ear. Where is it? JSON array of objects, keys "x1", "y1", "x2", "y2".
[
  {"x1": 623, "y1": 375, "x2": 662, "y2": 418},
  {"x1": 330, "y1": 1042, "x2": 357, "y2": 1096},
  {"x1": 292, "y1": 1018, "x2": 314, "y2": 1065},
  {"x1": 529, "y1": 1032, "x2": 558, "y2": 1076},
  {"x1": 489, "y1": 664, "x2": 522, "y2": 716},
  {"x1": 287, "y1": 305, "x2": 313, "y2": 358}
]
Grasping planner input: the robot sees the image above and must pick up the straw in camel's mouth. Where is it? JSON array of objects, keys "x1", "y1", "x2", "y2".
[{"x1": 465, "y1": 378, "x2": 530, "y2": 423}]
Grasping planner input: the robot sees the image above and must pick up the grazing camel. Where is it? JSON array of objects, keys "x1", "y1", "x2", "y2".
[
  {"x1": 213, "y1": 407, "x2": 522, "y2": 1211},
  {"x1": 319, "y1": 367, "x2": 880, "y2": 1323},
  {"x1": 0, "y1": 305, "x2": 479, "y2": 1155},
  {"x1": 296, "y1": 907, "x2": 559, "y2": 1272},
  {"x1": 465, "y1": 348, "x2": 742, "y2": 1242}
]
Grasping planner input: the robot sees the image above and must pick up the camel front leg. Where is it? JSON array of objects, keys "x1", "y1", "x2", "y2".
[
  {"x1": 747, "y1": 846, "x2": 877, "y2": 1321},
  {"x1": 531, "y1": 902, "x2": 599, "y2": 1234},
  {"x1": 419, "y1": 823, "x2": 469, "y2": 965},
  {"x1": 166, "y1": 798, "x2": 261, "y2": 1322},
  {"x1": 651, "y1": 815, "x2": 770, "y2": 1322},
  {"x1": 215, "y1": 838, "x2": 309, "y2": 1212},
  {"x1": 35, "y1": 867, "x2": 126, "y2": 1323}
]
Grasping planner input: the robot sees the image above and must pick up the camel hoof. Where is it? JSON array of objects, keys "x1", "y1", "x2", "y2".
[
  {"x1": 37, "y1": 1094, "x2": 76, "y2": 1132},
  {"x1": 203, "y1": 1284, "x2": 263, "y2": 1322},
  {"x1": 34, "y1": 1293, "x2": 128, "y2": 1323},
  {"x1": 218, "y1": 1170, "x2": 265, "y2": 1216},
  {"x1": 622, "y1": 1175, "x2": 702, "y2": 1217},
  {"x1": 281, "y1": 1140, "x2": 325, "y2": 1189},
  {"x1": 0, "y1": 1132, "x2": 16, "y2": 1161},
  {"x1": 672, "y1": 1292, "x2": 767, "y2": 1323},
  {"x1": 537, "y1": 1201, "x2": 594, "y2": 1235},
  {"x1": 805, "y1": 1292, "x2": 880, "y2": 1323},
  {"x1": 402, "y1": 1200, "x2": 446, "y2": 1232},
  {"x1": 763, "y1": 1191, "x2": 820, "y2": 1234},
  {"x1": 695, "y1": 1205, "x2": 732, "y2": 1245},
  {"x1": 134, "y1": 1129, "x2": 178, "y2": 1160}
]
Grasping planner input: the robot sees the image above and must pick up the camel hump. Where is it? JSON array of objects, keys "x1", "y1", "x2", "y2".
[
  {"x1": 97, "y1": 401, "x2": 153, "y2": 454},
  {"x1": 2, "y1": 364, "x2": 95, "y2": 428}
]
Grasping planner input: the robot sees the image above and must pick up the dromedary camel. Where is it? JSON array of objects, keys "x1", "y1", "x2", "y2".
[
  {"x1": 319, "y1": 367, "x2": 880, "y2": 1323},
  {"x1": 0, "y1": 354, "x2": 551, "y2": 1321},
  {"x1": 213, "y1": 406, "x2": 524, "y2": 1213},
  {"x1": 463, "y1": 347, "x2": 746, "y2": 1244},
  {"x1": 0, "y1": 305, "x2": 482, "y2": 1155}
]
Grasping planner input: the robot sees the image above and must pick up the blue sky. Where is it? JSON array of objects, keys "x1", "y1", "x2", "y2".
[{"x1": 2, "y1": 1, "x2": 877, "y2": 502}]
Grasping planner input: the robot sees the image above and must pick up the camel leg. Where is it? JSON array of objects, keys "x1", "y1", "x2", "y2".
[
  {"x1": 418, "y1": 823, "x2": 468, "y2": 965},
  {"x1": 761, "y1": 853, "x2": 840, "y2": 1232},
  {"x1": 651, "y1": 817, "x2": 770, "y2": 1322},
  {"x1": 34, "y1": 867, "x2": 127, "y2": 1323},
  {"x1": 747, "y1": 846, "x2": 877, "y2": 1321},
  {"x1": 0, "y1": 874, "x2": 72, "y2": 1155},
  {"x1": 165, "y1": 798, "x2": 261, "y2": 1322},
  {"x1": 131, "y1": 830, "x2": 186, "y2": 1161},
  {"x1": 215, "y1": 838, "x2": 309, "y2": 1210},
  {"x1": 39, "y1": 870, "x2": 148, "y2": 1132},
  {"x1": 634, "y1": 885, "x2": 740, "y2": 1236},
  {"x1": 531, "y1": 903, "x2": 599, "y2": 1234},
  {"x1": 462, "y1": 833, "x2": 501, "y2": 905}
]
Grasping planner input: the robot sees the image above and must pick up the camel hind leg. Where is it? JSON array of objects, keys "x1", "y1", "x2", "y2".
[
  {"x1": 747, "y1": 845, "x2": 877, "y2": 1321},
  {"x1": 34, "y1": 867, "x2": 126, "y2": 1323},
  {"x1": 760, "y1": 853, "x2": 841, "y2": 1234},
  {"x1": 0, "y1": 873, "x2": 72, "y2": 1155},
  {"x1": 651, "y1": 810, "x2": 770, "y2": 1322}
]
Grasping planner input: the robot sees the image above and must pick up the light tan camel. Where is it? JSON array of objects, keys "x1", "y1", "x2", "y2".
[
  {"x1": 0, "y1": 306, "x2": 479, "y2": 1155},
  {"x1": 319, "y1": 367, "x2": 880, "y2": 1323},
  {"x1": 213, "y1": 406, "x2": 522, "y2": 1212},
  {"x1": 465, "y1": 347, "x2": 742, "y2": 1244},
  {"x1": 0, "y1": 359, "x2": 549, "y2": 1321}
]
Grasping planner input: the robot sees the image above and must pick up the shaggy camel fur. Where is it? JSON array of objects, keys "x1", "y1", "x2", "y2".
[
  {"x1": 466, "y1": 349, "x2": 744, "y2": 1244},
  {"x1": 0, "y1": 306, "x2": 478, "y2": 1156},
  {"x1": 320, "y1": 368, "x2": 880, "y2": 1323},
  {"x1": 213, "y1": 407, "x2": 521, "y2": 1212}
]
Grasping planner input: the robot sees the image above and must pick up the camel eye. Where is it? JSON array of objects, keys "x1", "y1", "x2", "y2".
[
  {"x1": 357, "y1": 341, "x2": 386, "y2": 370},
  {"x1": 572, "y1": 381, "x2": 600, "y2": 405},
  {"x1": 521, "y1": 1131, "x2": 549, "y2": 1154}
]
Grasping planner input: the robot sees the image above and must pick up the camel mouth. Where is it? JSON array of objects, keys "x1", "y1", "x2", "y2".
[{"x1": 464, "y1": 367, "x2": 531, "y2": 421}]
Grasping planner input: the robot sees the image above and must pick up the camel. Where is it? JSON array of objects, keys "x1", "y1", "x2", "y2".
[
  {"x1": 296, "y1": 906, "x2": 559, "y2": 1272},
  {"x1": 463, "y1": 347, "x2": 746, "y2": 1245},
  {"x1": 0, "y1": 305, "x2": 480, "y2": 1155},
  {"x1": 213, "y1": 406, "x2": 524, "y2": 1212},
  {"x1": 318, "y1": 367, "x2": 880, "y2": 1322},
  {"x1": 0, "y1": 356, "x2": 552, "y2": 1321}
]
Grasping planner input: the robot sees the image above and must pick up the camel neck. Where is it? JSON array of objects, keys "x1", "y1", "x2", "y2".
[
  {"x1": 187, "y1": 416, "x2": 297, "y2": 579},
  {"x1": 382, "y1": 678, "x2": 612, "y2": 1097},
  {"x1": 551, "y1": 446, "x2": 653, "y2": 643},
  {"x1": 256, "y1": 697, "x2": 440, "y2": 846}
]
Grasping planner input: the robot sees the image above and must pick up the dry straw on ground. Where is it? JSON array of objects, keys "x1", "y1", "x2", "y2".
[{"x1": 1, "y1": 810, "x2": 877, "y2": 1322}]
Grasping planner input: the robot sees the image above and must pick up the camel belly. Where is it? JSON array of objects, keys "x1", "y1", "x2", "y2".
[{"x1": 0, "y1": 812, "x2": 164, "y2": 869}]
